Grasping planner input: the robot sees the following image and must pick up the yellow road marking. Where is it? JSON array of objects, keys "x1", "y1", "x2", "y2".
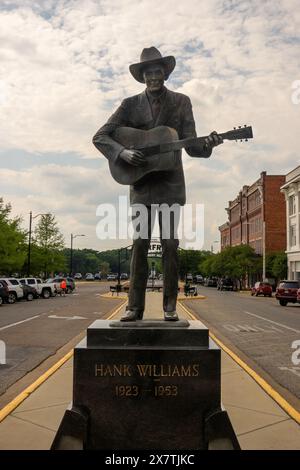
[
  {"x1": 106, "y1": 300, "x2": 127, "y2": 320},
  {"x1": 0, "y1": 301, "x2": 126, "y2": 423},
  {"x1": 177, "y1": 295, "x2": 206, "y2": 300},
  {"x1": 179, "y1": 301, "x2": 300, "y2": 425},
  {"x1": 100, "y1": 292, "x2": 128, "y2": 299}
]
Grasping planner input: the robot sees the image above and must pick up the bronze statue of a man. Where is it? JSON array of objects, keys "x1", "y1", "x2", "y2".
[{"x1": 93, "y1": 47, "x2": 222, "y2": 322}]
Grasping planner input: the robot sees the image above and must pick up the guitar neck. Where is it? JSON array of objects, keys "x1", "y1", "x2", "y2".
[
  {"x1": 137, "y1": 133, "x2": 226, "y2": 157},
  {"x1": 136, "y1": 126, "x2": 253, "y2": 156}
]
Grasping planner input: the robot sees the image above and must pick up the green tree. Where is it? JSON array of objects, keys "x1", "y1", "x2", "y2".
[
  {"x1": 179, "y1": 249, "x2": 212, "y2": 279},
  {"x1": 0, "y1": 198, "x2": 27, "y2": 275},
  {"x1": 99, "y1": 261, "x2": 110, "y2": 277},
  {"x1": 271, "y1": 252, "x2": 288, "y2": 280},
  {"x1": 200, "y1": 245, "x2": 261, "y2": 288},
  {"x1": 33, "y1": 214, "x2": 66, "y2": 276},
  {"x1": 199, "y1": 254, "x2": 217, "y2": 277}
]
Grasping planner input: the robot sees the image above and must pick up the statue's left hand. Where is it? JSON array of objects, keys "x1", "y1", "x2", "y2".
[{"x1": 204, "y1": 131, "x2": 223, "y2": 149}]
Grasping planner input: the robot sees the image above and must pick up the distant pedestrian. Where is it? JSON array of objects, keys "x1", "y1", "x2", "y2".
[{"x1": 60, "y1": 279, "x2": 67, "y2": 297}]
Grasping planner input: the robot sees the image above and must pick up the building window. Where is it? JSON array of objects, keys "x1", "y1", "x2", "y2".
[
  {"x1": 231, "y1": 206, "x2": 240, "y2": 222},
  {"x1": 248, "y1": 190, "x2": 261, "y2": 211},
  {"x1": 222, "y1": 234, "x2": 229, "y2": 247},
  {"x1": 242, "y1": 223, "x2": 247, "y2": 243},
  {"x1": 289, "y1": 195, "x2": 296, "y2": 216},
  {"x1": 255, "y1": 217, "x2": 262, "y2": 233},
  {"x1": 255, "y1": 239, "x2": 263, "y2": 255},
  {"x1": 290, "y1": 224, "x2": 296, "y2": 246},
  {"x1": 255, "y1": 191, "x2": 261, "y2": 207},
  {"x1": 248, "y1": 217, "x2": 261, "y2": 236},
  {"x1": 231, "y1": 226, "x2": 240, "y2": 242}
]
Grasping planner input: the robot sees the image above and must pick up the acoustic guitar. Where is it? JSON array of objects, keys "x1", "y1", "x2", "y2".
[{"x1": 110, "y1": 125, "x2": 253, "y2": 185}]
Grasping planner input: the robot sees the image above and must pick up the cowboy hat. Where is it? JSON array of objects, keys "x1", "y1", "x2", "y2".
[{"x1": 129, "y1": 47, "x2": 176, "y2": 83}]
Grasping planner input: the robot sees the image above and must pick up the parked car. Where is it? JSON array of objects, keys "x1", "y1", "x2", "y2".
[
  {"x1": 217, "y1": 278, "x2": 235, "y2": 291},
  {"x1": 74, "y1": 273, "x2": 82, "y2": 280},
  {"x1": 47, "y1": 277, "x2": 75, "y2": 294},
  {"x1": 21, "y1": 284, "x2": 39, "y2": 301},
  {"x1": 275, "y1": 280, "x2": 300, "y2": 306},
  {"x1": 296, "y1": 288, "x2": 300, "y2": 305},
  {"x1": 120, "y1": 273, "x2": 128, "y2": 280},
  {"x1": 204, "y1": 277, "x2": 218, "y2": 287},
  {"x1": 195, "y1": 275, "x2": 204, "y2": 284},
  {"x1": 107, "y1": 273, "x2": 117, "y2": 281},
  {"x1": 251, "y1": 282, "x2": 272, "y2": 297},
  {"x1": 19, "y1": 278, "x2": 56, "y2": 299},
  {"x1": 85, "y1": 273, "x2": 94, "y2": 281},
  {"x1": 0, "y1": 278, "x2": 24, "y2": 304},
  {"x1": 94, "y1": 273, "x2": 102, "y2": 280},
  {"x1": 186, "y1": 273, "x2": 193, "y2": 282},
  {"x1": 0, "y1": 281, "x2": 9, "y2": 305}
]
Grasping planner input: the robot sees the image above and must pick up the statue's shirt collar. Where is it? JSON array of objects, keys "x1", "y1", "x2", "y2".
[{"x1": 146, "y1": 86, "x2": 167, "y2": 105}]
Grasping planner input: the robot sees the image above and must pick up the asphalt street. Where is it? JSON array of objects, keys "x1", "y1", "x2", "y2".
[
  {"x1": 1, "y1": 282, "x2": 300, "y2": 412},
  {"x1": 0, "y1": 282, "x2": 124, "y2": 396},
  {"x1": 183, "y1": 286, "x2": 300, "y2": 404}
]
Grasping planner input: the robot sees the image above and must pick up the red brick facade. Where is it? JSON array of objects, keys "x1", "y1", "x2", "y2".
[
  {"x1": 219, "y1": 172, "x2": 286, "y2": 255},
  {"x1": 219, "y1": 222, "x2": 230, "y2": 251}
]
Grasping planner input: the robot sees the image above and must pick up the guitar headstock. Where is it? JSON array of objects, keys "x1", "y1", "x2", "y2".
[{"x1": 222, "y1": 125, "x2": 253, "y2": 142}]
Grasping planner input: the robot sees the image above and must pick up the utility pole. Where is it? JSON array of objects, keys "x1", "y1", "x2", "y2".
[
  {"x1": 27, "y1": 211, "x2": 33, "y2": 277},
  {"x1": 70, "y1": 234, "x2": 85, "y2": 276}
]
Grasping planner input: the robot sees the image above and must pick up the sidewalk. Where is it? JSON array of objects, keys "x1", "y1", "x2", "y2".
[{"x1": 0, "y1": 292, "x2": 300, "y2": 450}]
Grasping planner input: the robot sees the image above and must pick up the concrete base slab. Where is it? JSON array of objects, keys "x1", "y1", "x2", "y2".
[
  {"x1": 225, "y1": 404, "x2": 288, "y2": 435},
  {"x1": 13, "y1": 366, "x2": 72, "y2": 413},
  {"x1": 238, "y1": 418, "x2": 300, "y2": 450},
  {"x1": 12, "y1": 403, "x2": 69, "y2": 432},
  {"x1": 0, "y1": 415, "x2": 55, "y2": 450},
  {"x1": 222, "y1": 369, "x2": 287, "y2": 417}
]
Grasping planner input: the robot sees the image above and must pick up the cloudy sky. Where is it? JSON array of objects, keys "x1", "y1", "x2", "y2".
[{"x1": 0, "y1": 0, "x2": 299, "y2": 252}]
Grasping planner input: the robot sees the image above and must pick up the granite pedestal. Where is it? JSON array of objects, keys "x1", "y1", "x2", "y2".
[{"x1": 52, "y1": 320, "x2": 239, "y2": 450}]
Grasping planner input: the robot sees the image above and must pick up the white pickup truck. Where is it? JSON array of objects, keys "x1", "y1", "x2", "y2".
[
  {"x1": 0, "y1": 278, "x2": 25, "y2": 304},
  {"x1": 19, "y1": 278, "x2": 57, "y2": 299}
]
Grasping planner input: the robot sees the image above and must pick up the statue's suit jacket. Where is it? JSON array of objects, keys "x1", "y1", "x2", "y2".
[{"x1": 93, "y1": 88, "x2": 211, "y2": 206}]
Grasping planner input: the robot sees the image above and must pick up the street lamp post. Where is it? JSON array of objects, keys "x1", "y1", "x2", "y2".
[
  {"x1": 117, "y1": 244, "x2": 132, "y2": 292},
  {"x1": 118, "y1": 248, "x2": 121, "y2": 288},
  {"x1": 27, "y1": 211, "x2": 50, "y2": 277},
  {"x1": 70, "y1": 234, "x2": 85, "y2": 276},
  {"x1": 262, "y1": 220, "x2": 266, "y2": 281}
]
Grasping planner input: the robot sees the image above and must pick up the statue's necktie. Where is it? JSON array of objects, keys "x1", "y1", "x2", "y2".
[{"x1": 152, "y1": 98, "x2": 161, "y2": 121}]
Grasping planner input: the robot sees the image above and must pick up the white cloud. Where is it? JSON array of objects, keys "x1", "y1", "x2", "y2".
[{"x1": 0, "y1": 0, "x2": 299, "y2": 250}]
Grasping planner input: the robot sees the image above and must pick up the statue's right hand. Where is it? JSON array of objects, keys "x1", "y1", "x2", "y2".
[{"x1": 119, "y1": 149, "x2": 146, "y2": 166}]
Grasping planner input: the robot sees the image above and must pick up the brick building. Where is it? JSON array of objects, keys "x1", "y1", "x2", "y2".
[
  {"x1": 219, "y1": 222, "x2": 230, "y2": 250},
  {"x1": 219, "y1": 171, "x2": 286, "y2": 256}
]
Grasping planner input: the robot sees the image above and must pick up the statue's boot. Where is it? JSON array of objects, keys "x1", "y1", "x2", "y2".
[
  {"x1": 164, "y1": 311, "x2": 179, "y2": 321},
  {"x1": 120, "y1": 307, "x2": 144, "y2": 321}
]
